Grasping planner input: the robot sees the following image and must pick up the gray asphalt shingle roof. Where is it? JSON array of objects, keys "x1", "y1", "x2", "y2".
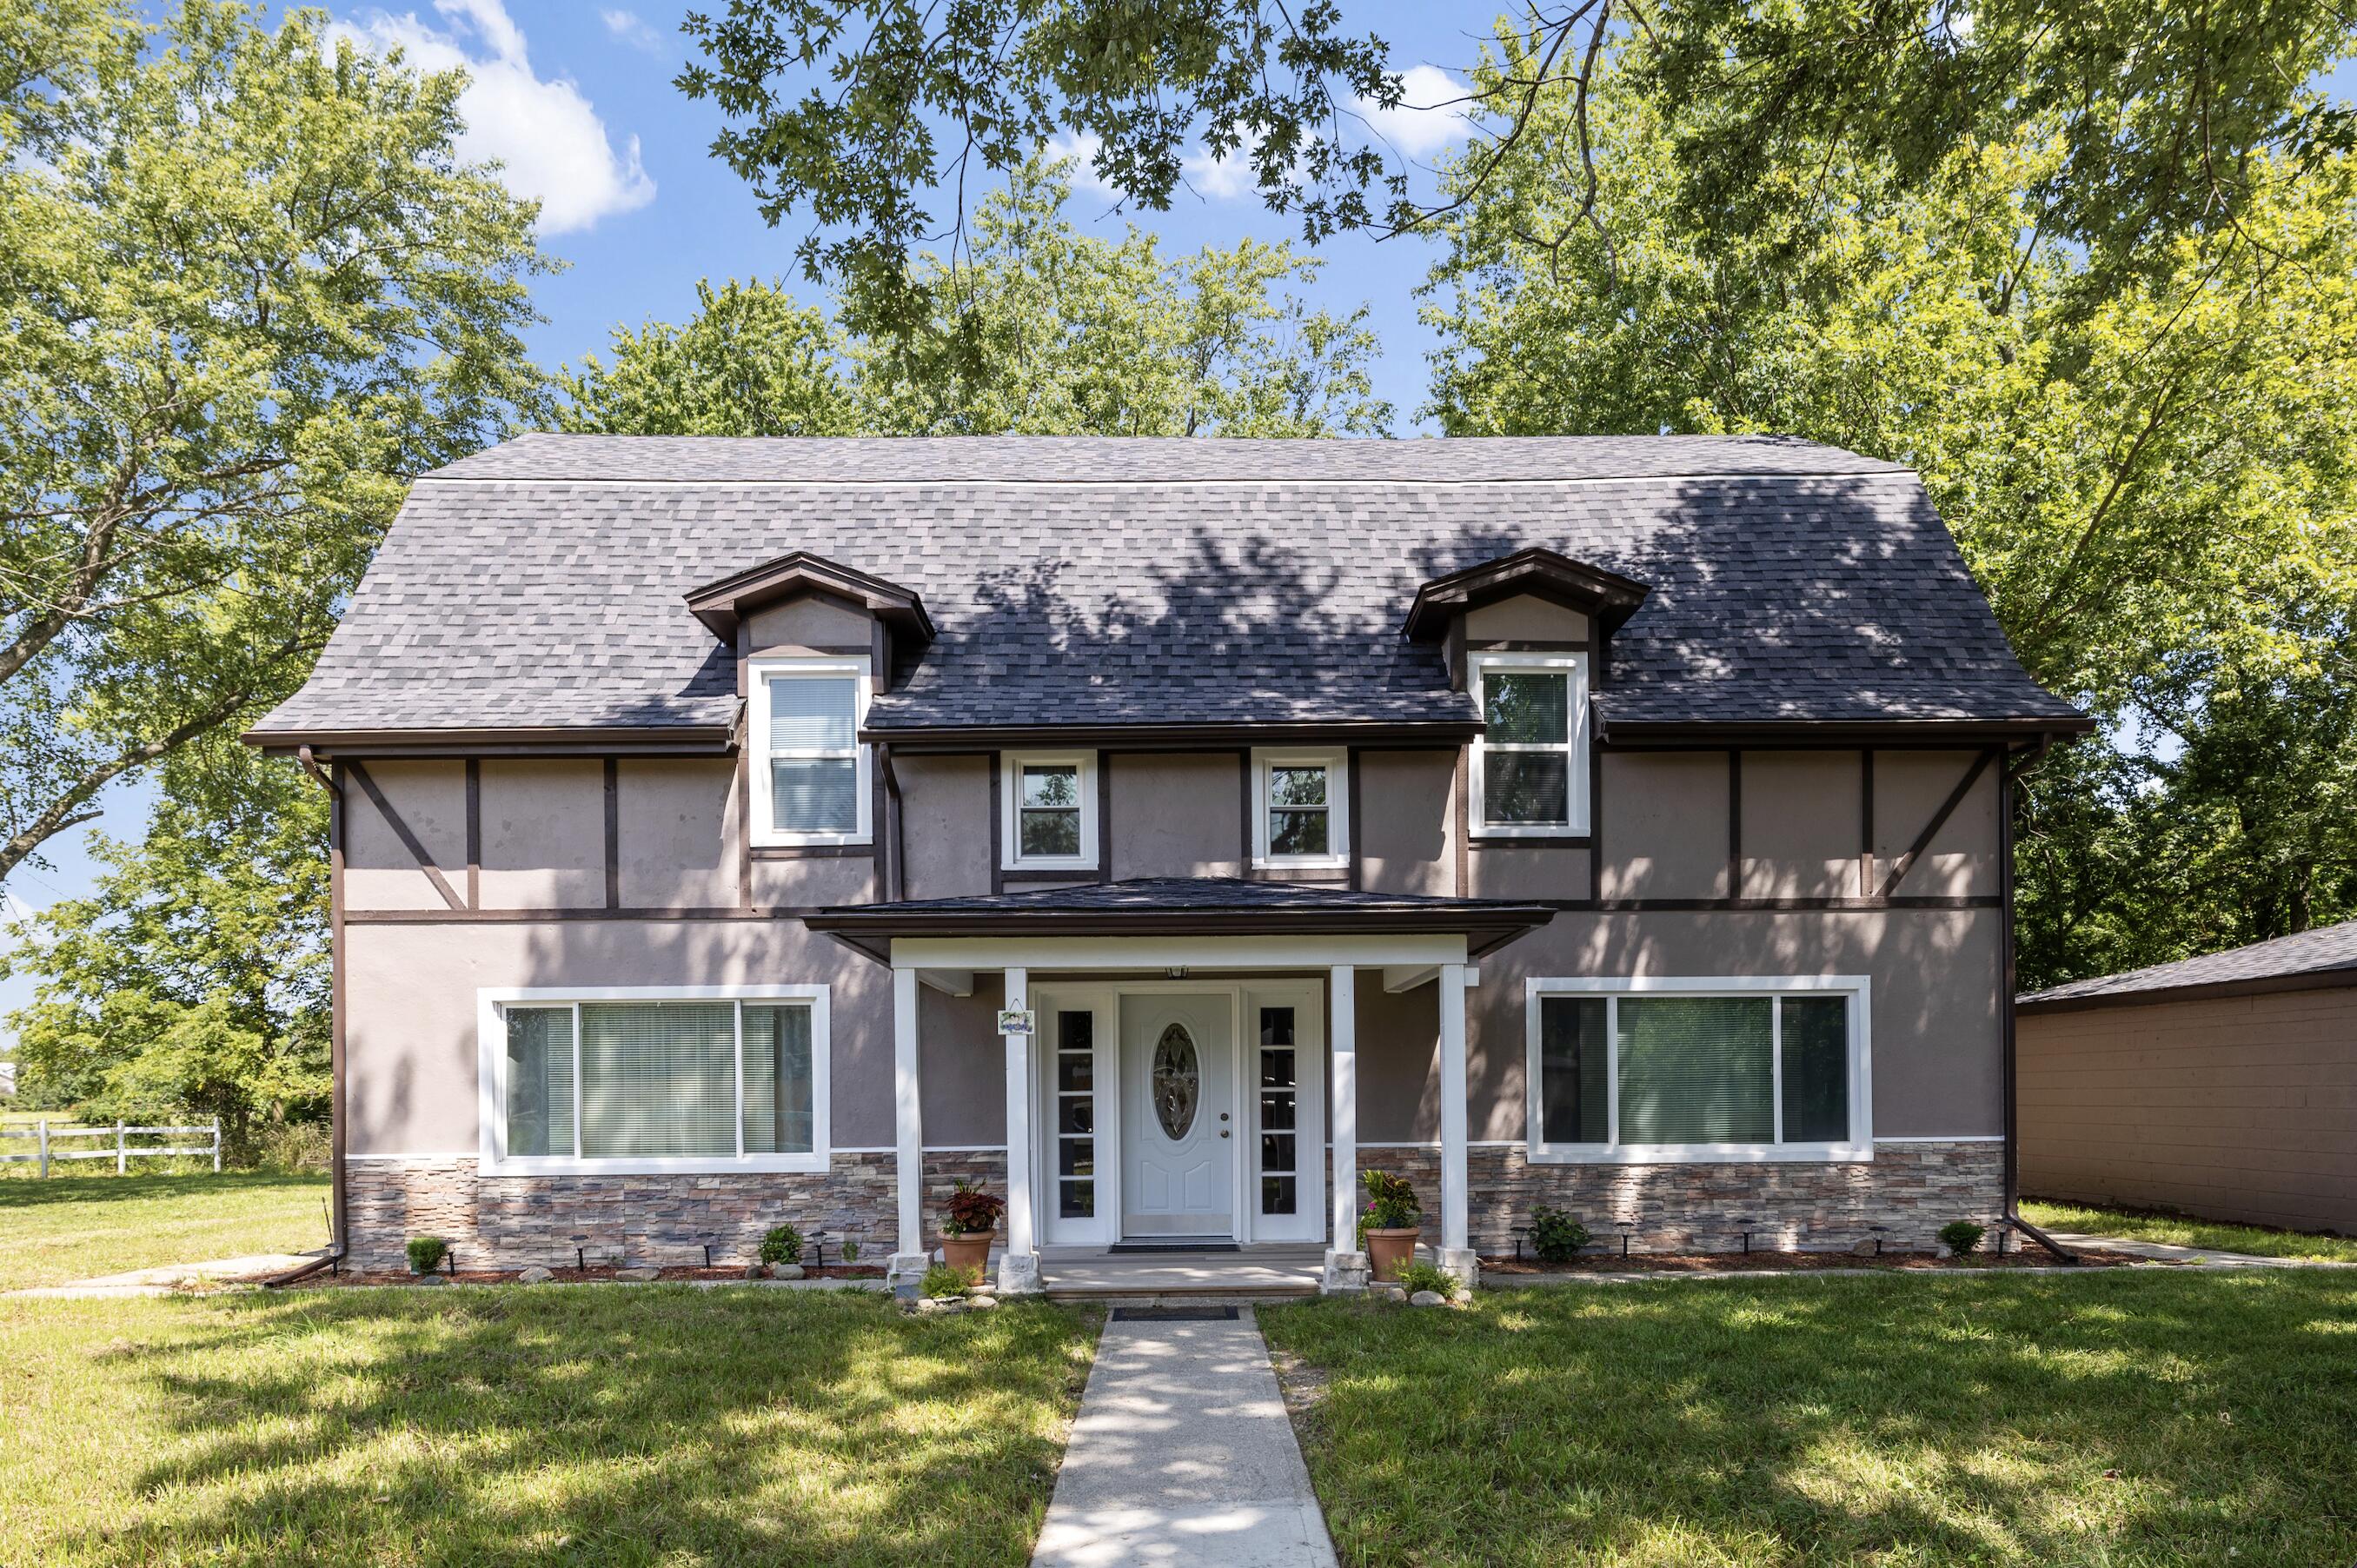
[
  {"x1": 253, "y1": 434, "x2": 2082, "y2": 739},
  {"x1": 2019, "y1": 920, "x2": 2357, "y2": 1007}
]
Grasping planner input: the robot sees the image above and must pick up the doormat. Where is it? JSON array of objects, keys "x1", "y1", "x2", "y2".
[
  {"x1": 1112, "y1": 1306, "x2": 1241, "y2": 1322},
  {"x1": 1105, "y1": 1241, "x2": 1243, "y2": 1253}
]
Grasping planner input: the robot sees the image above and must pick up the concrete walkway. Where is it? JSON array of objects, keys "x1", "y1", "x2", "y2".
[
  {"x1": 1032, "y1": 1307, "x2": 1337, "y2": 1567},
  {"x1": 4, "y1": 1252, "x2": 322, "y2": 1300},
  {"x1": 2039, "y1": 1231, "x2": 2354, "y2": 1268}
]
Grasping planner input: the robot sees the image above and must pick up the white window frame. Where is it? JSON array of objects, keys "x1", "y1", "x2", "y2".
[
  {"x1": 477, "y1": 984, "x2": 832, "y2": 1175},
  {"x1": 1000, "y1": 751, "x2": 1099, "y2": 871},
  {"x1": 1524, "y1": 974, "x2": 1872, "y2": 1164},
  {"x1": 749, "y1": 654, "x2": 872, "y2": 847},
  {"x1": 1469, "y1": 650, "x2": 1590, "y2": 837},
  {"x1": 1251, "y1": 747, "x2": 1350, "y2": 869}
]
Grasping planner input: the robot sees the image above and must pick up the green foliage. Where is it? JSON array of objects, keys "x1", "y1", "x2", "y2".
[
  {"x1": 560, "y1": 159, "x2": 1389, "y2": 440},
  {"x1": 759, "y1": 1225, "x2": 803, "y2": 1266},
  {"x1": 940, "y1": 1179, "x2": 1006, "y2": 1238},
  {"x1": 1358, "y1": 1169, "x2": 1420, "y2": 1232},
  {"x1": 1528, "y1": 1206, "x2": 1590, "y2": 1266},
  {"x1": 1938, "y1": 1220, "x2": 1987, "y2": 1257},
  {"x1": 1392, "y1": 1259, "x2": 1458, "y2": 1299},
  {"x1": 920, "y1": 1262, "x2": 977, "y2": 1299},
  {"x1": 1, "y1": 739, "x2": 328, "y2": 1156},
  {"x1": 839, "y1": 1239, "x2": 859, "y2": 1264},
  {"x1": 0, "y1": 0, "x2": 553, "y2": 887},
  {"x1": 406, "y1": 1236, "x2": 448, "y2": 1274}
]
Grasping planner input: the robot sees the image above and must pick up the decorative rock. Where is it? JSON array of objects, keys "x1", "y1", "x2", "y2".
[
  {"x1": 744, "y1": 1264, "x2": 763, "y2": 1280},
  {"x1": 768, "y1": 1263, "x2": 806, "y2": 1280},
  {"x1": 915, "y1": 1297, "x2": 954, "y2": 1314},
  {"x1": 1848, "y1": 1239, "x2": 1880, "y2": 1258},
  {"x1": 965, "y1": 1293, "x2": 1000, "y2": 1309},
  {"x1": 412, "y1": 1272, "x2": 448, "y2": 1286},
  {"x1": 517, "y1": 1266, "x2": 555, "y2": 1284},
  {"x1": 1410, "y1": 1290, "x2": 1447, "y2": 1307},
  {"x1": 614, "y1": 1266, "x2": 661, "y2": 1282},
  {"x1": 965, "y1": 1283, "x2": 995, "y2": 1298}
]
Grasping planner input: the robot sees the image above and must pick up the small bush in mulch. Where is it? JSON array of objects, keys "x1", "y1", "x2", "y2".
[
  {"x1": 1478, "y1": 1246, "x2": 2143, "y2": 1274},
  {"x1": 309, "y1": 1263, "x2": 889, "y2": 1288}
]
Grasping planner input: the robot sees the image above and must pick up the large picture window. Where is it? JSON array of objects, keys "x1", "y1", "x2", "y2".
[
  {"x1": 481, "y1": 987, "x2": 829, "y2": 1173},
  {"x1": 751, "y1": 656, "x2": 870, "y2": 847},
  {"x1": 1470, "y1": 651, "x2": 1589, "y2": 835},
  {"x1": 1525, "y1": 977, "x2": 1869, "y2": 1162}
]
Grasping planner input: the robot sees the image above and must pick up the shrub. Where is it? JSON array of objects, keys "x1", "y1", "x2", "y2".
[
  {"x1": 942, "y1": 1179, "x2": 1006, "y2": 1237},
  {"x1": 1358, "y1": 1168, "x2": 1421, "y2": 1232},
  {"x1": 920, "y1": 1262, "x2": 978, "y2": 1299},
  {"x1": 1394, "y1": 1258, "x2": 1459, "y2": 1299},
  {"x1": 760, "y1": 1225, "x2": 803, "y2": 1266},
  {"x1": 1529, "y1": 1205, "x2": 1591, "y2": 1265},
  {"x1": 405, "y1": 1236, "x2": 448, "y2": 1274},
  {"x1": 840, "y1": 1239, "x2": 860, "y2": 1263},
  {"x1": 1939, "y1": 1219, "x2": 1988, "y2": 1256}
]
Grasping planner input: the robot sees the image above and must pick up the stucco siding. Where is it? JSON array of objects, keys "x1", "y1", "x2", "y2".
[
  {"x1": 1108, "y1": 753, "x2": 1245, "y2": 880},
  {"x1": 2019, "y1": 987, "x2": 2357, "y2": 1233},
  {"x1": 896, "y1": 754, "x2": 991, "y2": 898},
  {"x1": 1739, "y1": 751, "x2": 1863, "y2": 898},
  {"x1": 478, "y1": 760, "x2": 605, "y2": 909},
  {"x1": 345, "y1": 760, "x2": 468, "y2": 910},
  {"x1": 615, "y1": 758, "x2": 736, "y2": 907},
  {"x1": 1597, "y1": 751, "x2": 1730, "y2": 900},
  {"x1": 746, "y1": 592, "x2": 871, "y2": 653},
  {"x1": 1876, "y1": 749, "x2": 2001, "y2": 898},
  {"x1": 1356, "y1": 749, "x2": 1456, "y2": 896},
  {"x1": 1464, "y1": 594, "x2": 1589, "y2": 642}
]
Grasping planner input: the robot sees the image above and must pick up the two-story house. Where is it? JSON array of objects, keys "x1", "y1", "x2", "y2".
[{"x1": 247, "y1": 435, "x2": 2088, "y2": 1290}]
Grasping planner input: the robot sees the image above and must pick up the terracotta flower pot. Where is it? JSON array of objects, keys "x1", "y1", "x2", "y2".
[
  {"x1": 940, "y1": 1232, "x2": 993, "y2": 1279},
  {"x1": 1364, "y1": 1226, "x2": 1421, "y2": 1285}
]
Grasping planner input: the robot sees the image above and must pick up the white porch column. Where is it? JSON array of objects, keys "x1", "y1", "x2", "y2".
[
  {"x1": 1324, "y1": 964, "x2": 1369, "y2": 1292},
  {"x1": 889, "y1": 965, "x2": 927, "y2": 1282},
  {"x1": 1437, "y1": 961, "x2": 1478, "y2": 1287},
  {"x1": 998, "y1": 967, "x2": 1043, "y2": 1293}
]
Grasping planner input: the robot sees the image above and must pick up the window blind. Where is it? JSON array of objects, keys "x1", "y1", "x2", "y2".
[
  {"x1": 1615, "y1": 997, "x2": 1773, "y2": 1144},
  {"x1": 1780, "y1": 996, "x2": 1850, "y2": 1142},
  {"x1": 741, "y1": 1003, "x2": 815, "y2": 1153},
  {"x1": 768, "y1": 676, "x2": 855, "y2": 748},
  {"x1": 1538, "y1": 996, "x2": 1609, "y2": 1144},
  {"x1": 505, "y1": 1007, "x2": 574, "y2": 1158},
  {"x1": 579, "y1": 1002, "x2": 737, "y2": 1158}
]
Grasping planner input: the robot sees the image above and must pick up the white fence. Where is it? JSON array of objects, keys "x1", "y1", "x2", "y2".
[{"x1": 0, "y1": 1119, "x2": 222, "y2": 1176}]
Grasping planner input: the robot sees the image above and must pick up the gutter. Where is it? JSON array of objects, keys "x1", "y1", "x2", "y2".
[{"x1": 1997, "y1": 735, "x2": 2076, "y2": 1263}]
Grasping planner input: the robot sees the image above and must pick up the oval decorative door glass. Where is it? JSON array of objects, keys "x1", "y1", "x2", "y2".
[{"x1": 1152, "y1": 1023, "x2": 1199, "y2": 1139}]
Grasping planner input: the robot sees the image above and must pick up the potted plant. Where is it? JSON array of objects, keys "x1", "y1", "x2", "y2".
[
  {"x1": 939, "y1": 1179, "x2": 1005, "y2": 1276},
  {"x1": 1358, "y1": 1169, "x2": 1422, "y2": 1283}
]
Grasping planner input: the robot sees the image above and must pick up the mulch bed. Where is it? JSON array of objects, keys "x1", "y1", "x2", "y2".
[
  {"x1": 1479, "y1": 1246, "x2": 2145, "y2": 1274},
  {"x1": 307, "y1": 1264, "x2": 889, "y2": 1287}
]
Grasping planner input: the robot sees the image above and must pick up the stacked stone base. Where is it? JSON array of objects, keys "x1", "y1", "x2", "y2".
[
  {"x1": 344, "y1": 1151, "x2": 1005, "y2": 1272},
  {"x1": 1360, "y1": 1140, "x2": 2002, "y2": 1256}
]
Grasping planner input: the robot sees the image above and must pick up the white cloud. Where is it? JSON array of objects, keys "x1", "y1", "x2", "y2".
[
  {"x1": 1356, "y1": 63, "x2": 1472, "y2": 161},
  {"x1": 1183, "y1": 141, "x2": 1258, "y2": 200},
  {"x1": 600, "y1": 8, "x2": 662, "y2": 53},
  {"x1": 1044, "y1": 131, "x2": 1120, "y2": 198},
  {"x1": 331, "y1": 0, "x2": 656, "y2": 234}
]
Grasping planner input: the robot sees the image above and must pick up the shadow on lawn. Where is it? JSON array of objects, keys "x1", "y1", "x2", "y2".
[
  {"x1": 1269, "y1": 1272, "x2": 2357, "y2": 1565},
  {"x1": 76, "y1": 1286, "x2": 1096, "y2": 1566}
]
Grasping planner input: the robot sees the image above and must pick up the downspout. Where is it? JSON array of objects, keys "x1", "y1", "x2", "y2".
[
  {"x1": 294, "y1": 747, "x2": 350, "y2": 1276},
  {"x1": 880, "y1": 742, "x2": 905, "y2": 902},
  {"x1": 1998, "y1": 737, "x2": 2075, "y2": 1263}
]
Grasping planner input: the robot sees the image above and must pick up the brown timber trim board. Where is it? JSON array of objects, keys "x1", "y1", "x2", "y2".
[
  {"x1": 602, "y1": 758, "x2": 621, "y2": 909},
  {"x1": 249, "y1": 725, "x2": 734, "y2": 758},
  {"x1": 1470, "y1": 835, "x2": 1593, "y2": 850},
  {"x1": 1098, "y1": 747, "x2": 1113, "y2": 881},
  {"x1": 1463, "y1": 639, "x2": 1593, "y2": 653},
  {"x1": 1454, "y1": 748, "x2": 1471, "y2": 896},
  {"x1": 1879, "y1": 747, "x2": 1997, "y2": 899},
  {"x1": 464, "y1": 759, "x2": 481, "y2": 910},
  {"x1": 751, "y1": 845, "x2": 875, "y2": 860},
  {"x1": 1859, "y1": 748, "x2": 1876, "y2": 898},
  {"x1": 1237, "y1": 748, "x2": 1253, "y2": 866},
  {"x1": 735, "y1": 745, "x2": 753, "y2": 910},
  {"x1": 1345, "y1": 747, "x2": 1363, "y2": 893},
  {"x1": 328, "y1": 763, "x2": 348, "y2": 1250},
  {"x1": 988, "y1": 754, "x2": 1004, "y2": 895},
  {"x1": 343, "y1": 760, "x2": 465, "y2": 911},
  {"x1": 1727, "y1": 750, "x2": 1743, "y2": 900},
  {"x1": 872, "y1": 721, "x2": 1483, "y2": 753}
]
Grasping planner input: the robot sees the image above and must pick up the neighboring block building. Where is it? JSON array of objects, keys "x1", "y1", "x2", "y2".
[
  {"x1": 2018, "y1": 920, "x2": 2357, "y2": 1236},
  {"x1": 246, "y1": 434, "x2": 2089, "y2": 1288}
]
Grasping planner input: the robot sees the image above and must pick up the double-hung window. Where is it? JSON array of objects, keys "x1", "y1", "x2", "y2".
[
  {"x1": 751, "y1": 656, "x2": 870, "y2": 846},
  {"x1": 1470, "y1": 651, "x2": 1589, "y2": 835},
  {"x1": 483, "y1": 986, "x2": 830, "y2": 1173},
  {"x1": 1000, "y1": 753, "x2": 1098, "y2": 870},
  {"x1": 1251, "y1": 747, "x2": 1349, "y2": 868},
  {"x1": 1525, "y1": 976, "x2": 1870, "y2": 1162}
]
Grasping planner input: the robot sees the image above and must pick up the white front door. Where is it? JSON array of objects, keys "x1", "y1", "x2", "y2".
[{"x1": 1119, "y1": 993, "x2": 1236, "y2": 1237}]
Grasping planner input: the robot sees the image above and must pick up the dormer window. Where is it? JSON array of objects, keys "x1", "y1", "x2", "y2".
[
  {"x1": 751, "y1": 655, "x2": 872, "y2": 846},
  {"x1": 1471, "y1": 651, "x2": 1589, "y2": 835},
  {"x1": 1001, "y1": 752, "x2": 1098, "y2": 870}
]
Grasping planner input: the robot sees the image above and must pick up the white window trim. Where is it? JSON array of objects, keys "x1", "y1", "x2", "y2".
[
  {"x1": 1000, "y1": 751, "x2": 1099, "y2": 871},
  {"x1": 476, "y1": 984, "x2": 832, "y2": 1176},
  {"x1": 1523, "y1": 974, "x2": 1873, "y2": 1164},
  {"x1": 1469, "y1": 650, "x2": 1590, "y2": 837},
  {"x1": 749, "y1": 654, "x2": 872, "y2": 847},
  {"x1": 1250, "y1": 747, "x2": 1350, "y2": 869}
]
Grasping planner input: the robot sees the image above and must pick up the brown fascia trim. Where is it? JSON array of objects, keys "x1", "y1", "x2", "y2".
[
  {"x1": 2015, "y1": 965, "x2": 2357, "y2": 1016},
  {"x1": 684, "y1": 551, "x2": 936, "y2": 645},
  {"x1": 1401, "y1": 547, "x2": 1650, "y2": 643},
  {"x1": 1597, "y1": 715, "x2": 2096, "y2": 748},
  {"x1": 803, "y1": 904, "x2": 1555, "y2": 963},
  {"x1": 866, "y1": 720, "x2": 1481, "y2": 751},
  {"x1": 245, "y1": 725, "x2": 734, "y2": 758}
]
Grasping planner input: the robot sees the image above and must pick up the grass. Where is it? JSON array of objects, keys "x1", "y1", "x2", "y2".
[
  {"x1": 0, "y1": 1286, "x2": 1099, "y2": 1565},
  {"x1": 0, "y1": 1172, "x2": 330, "y2": 1291},
  {"x1": 2022, "y1": 1198, "x2": 2357, "y2": 1265},
  {"x1": 1264, "y1": 1272, "x2": 2357, "y2": 1565}
]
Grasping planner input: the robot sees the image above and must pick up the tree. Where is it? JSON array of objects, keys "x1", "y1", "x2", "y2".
[
  {"x1": 1420, "y1": 35, "x2": 2357, "y2": 986},
  {"x1": 0, "y1": 0, "x2": 553, "y2": 889},
  {"x1": 0, "y1": 736, "x2": 330, "y2": 1154},
  {"x1": 561, "y1": 159, "x2": 1391, "y2": 438}
]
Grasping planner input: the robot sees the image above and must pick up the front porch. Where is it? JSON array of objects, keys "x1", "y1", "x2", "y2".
[{"x1": 805, "y1": 877, "x2": 1557, "y2": 1297}]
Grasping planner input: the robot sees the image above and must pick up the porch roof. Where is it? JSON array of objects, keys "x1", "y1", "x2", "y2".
[{"x1": 806, "y1": 875, "x2": 1554, "y2": 962}]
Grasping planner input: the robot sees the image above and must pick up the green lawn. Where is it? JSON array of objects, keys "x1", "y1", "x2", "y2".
[
  {"x1": 0, "y1": 1286, "x2": 1098, "y2": 1565},
  {"x1": 1265, "y1": 1272, "x2": 2357, "y2": 1565},
  {"x1": 2022, "y1": 1198, "x2": 2357, "y2": 1265},
  {"x1": 0, "y1": 1172, "x2": 330, "y2": 1291}
]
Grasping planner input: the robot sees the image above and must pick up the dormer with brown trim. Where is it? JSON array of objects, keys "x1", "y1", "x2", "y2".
[{"x1": 1402, "y1": 547, "x2": 1650, "y2": 690}]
